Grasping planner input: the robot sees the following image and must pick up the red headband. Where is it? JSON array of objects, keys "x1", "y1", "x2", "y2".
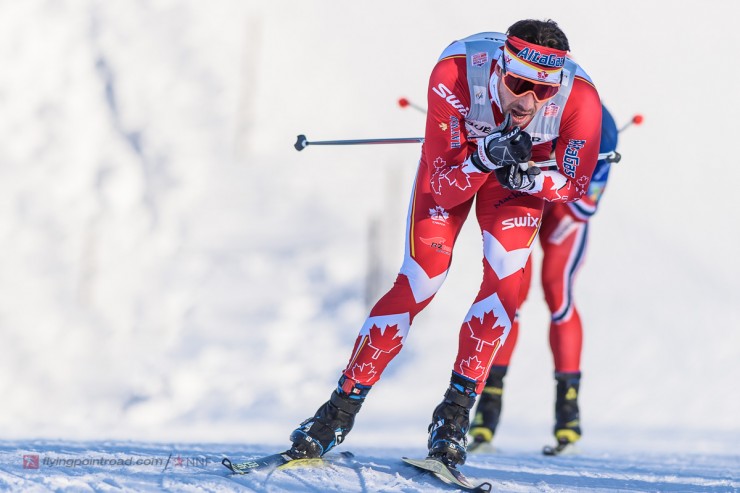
[{"x1": 503, "y1": 36, "x2": 567, "y2": 85}]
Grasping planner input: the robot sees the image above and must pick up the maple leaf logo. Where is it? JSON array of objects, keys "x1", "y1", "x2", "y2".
[
  {"x1": 542, "y1": 175, "x2": 569, "y2": 201},
  {"x1": 367, "y1": 324, "x2": 403, "y2": 360},
  {"x1": 466, "y1": 310, "x2": 505, "y2": 352},
  {"x1": 537, "y1": 70, "x2": 548, "y2": 80},
  {"x1": 429, "y1": 205, "x2": 449, "y2": 223},
  {"x1": 576, "y1": 175, "x2": 590, "y2": 195},
  {"x1": 350, "y1": 362, "x2": 377, "y2": 381},
  {"x1": 430, "y1": 157, "x2": 471, "y2": 195},
  {"x1": 458, "y1": 355, "x2": 485, "y2": 379}
]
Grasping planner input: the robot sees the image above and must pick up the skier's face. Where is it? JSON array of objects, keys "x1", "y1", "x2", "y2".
[{"x1": 495, "y1": 65, "x2": 546, "y2": 129}]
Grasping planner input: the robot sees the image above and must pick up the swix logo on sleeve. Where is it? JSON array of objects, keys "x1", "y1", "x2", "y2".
[
  {"x1": 516, "y1": 47, "x2": 565, "y2": 68},
  {"x1": 501, "y1": 212, "x2": 540, "y2": 230},
  {"x1": 432, "y1": 83, "x2": 469, "y2": 116},
  {"x1": 563, "y1": 139, "x2": 586, "y2": 178}
]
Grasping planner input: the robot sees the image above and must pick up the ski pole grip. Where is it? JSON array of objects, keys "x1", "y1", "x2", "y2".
[{"x1": 294, "y1": 134, "x2": 309, "y2": 151}]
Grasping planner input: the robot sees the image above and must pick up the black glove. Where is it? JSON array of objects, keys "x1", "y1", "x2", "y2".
[
  {"x1": 468, "y1": 114, "x2": 533, "y2": 172},
  {"x1": 494, "y1": 162, "x2": 541, "y2": 191}
]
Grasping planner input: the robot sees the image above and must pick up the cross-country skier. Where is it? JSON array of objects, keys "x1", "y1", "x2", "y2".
[
  {"x1": 288, "y1": 19, "x2": 602, "y2": 467},
  {"x1": 469, "y1": 105, "x2": 620, "y2": 455}
]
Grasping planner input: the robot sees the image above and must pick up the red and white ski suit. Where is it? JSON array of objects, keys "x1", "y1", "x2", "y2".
[{"x1": 341, "y1": 33, "x2": 602, "y2": 393}]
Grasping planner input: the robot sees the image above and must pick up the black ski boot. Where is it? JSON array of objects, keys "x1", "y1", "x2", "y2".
[
  {"x1": 289, "y1": 375, "x2": 370, "y2": 458},
  {"x1": 427, "y1": 372, "x2": 478, "y2": 467},
  {"x1": 554, "y1": 371, "x2": 581, "y2": 444},
  {"x1": 469, "y1": 366, "x2": 507, "y2": 450}
]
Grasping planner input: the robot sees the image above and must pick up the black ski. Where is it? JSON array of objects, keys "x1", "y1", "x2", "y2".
[
  {"x1": 402, "y1": 456, "x2": 493, "y2": 492},
  {"x1": 222, "y1": 450, "x2": 354, "y2": 475},
  {"x1": 222, "y1": 452, "x2": 292, "y2": 474},
  {"x1": 542, "y1": 441, "x2": 576, "y2": 456}
]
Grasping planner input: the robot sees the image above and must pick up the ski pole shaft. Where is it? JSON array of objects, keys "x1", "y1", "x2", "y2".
[
  {"x1": 618, "y1": 114, "x2": 644, "y2": 133},
  {"x1": 295, "y1": 132, "x2": 618, "y2": 167},
  {"x1": 294, "y1": 134, "x2": 424, "y2": 151},
  {"x1": 532, "y1": 151, "x2": 620, "y2": 169},
  {"x1": 398, "y1": 97, "x2": 427, "y2": 114}
]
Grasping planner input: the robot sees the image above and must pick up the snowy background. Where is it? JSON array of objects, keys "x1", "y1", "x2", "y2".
[{"x1": 0, "y1": 0, "x2": 738, "y2": 483}]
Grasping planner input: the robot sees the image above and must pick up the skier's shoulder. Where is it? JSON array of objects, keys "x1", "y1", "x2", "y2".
[
  {"x1": 437, "y1": 31, "x2": 506, "y2": 61},
  {"x1": 565, "y1": 58, "x2": 599, "y2": 105},
  {"x1": 429, "y1": 32, "x2": 506, "y2": 109},
  {"x1": 561, "y1": 63, "x2": 601, "y2": 131}
]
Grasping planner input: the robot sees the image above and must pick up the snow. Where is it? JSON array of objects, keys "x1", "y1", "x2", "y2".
[
  {"x1": 2, "y1": 440, "x2": 738, "y2": 492},
  {"x1": 0, "y1": 0, "x2": 739, "y2": 490}
]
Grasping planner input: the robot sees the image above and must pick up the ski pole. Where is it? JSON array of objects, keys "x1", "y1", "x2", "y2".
[
  {"x1": 294, "y1": 134, "x2": 424, "y2": 151},
  {"x1": 618, "y1": 114, "x2": 644, "y2": 133},
  {"x1": 533, "y1": 151, "x2": 620, "y2": 169},
  {"x1": 398, "y1": 97, "x2": 427, "y2": 114},
  {"x1": 294, "y1": 131, "x2": 617, "y2": 167}
]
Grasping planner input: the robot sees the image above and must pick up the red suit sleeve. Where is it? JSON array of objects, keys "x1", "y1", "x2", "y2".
[
  {"x1": 422, "y1": 56, "x2": 491, "y2": 210},
  {"x1": 527, "y1": 78, "x2": 602, "y2": 203}
]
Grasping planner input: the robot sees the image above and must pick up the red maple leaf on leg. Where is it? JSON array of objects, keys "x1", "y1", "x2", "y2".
[
  {"x1": 349, "y1": 362, "x2": 377, "y2": 382},
  {"x1": 367, "y1": 324, "x2": 404, "y2": 360},
  {"x1": 458, "y1": 355, "x2": 485, "y2": 380},
  {"x1": 466, "y1": 311, "x2": 506, "y2": 352}
]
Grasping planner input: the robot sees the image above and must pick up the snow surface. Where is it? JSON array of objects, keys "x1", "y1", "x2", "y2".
[
  {"x1": 2, "y1": 440, "x2": 738, "y2": 492},
  {"x1": 0, "y1": 0, "x2": 739, "y2": 490}
]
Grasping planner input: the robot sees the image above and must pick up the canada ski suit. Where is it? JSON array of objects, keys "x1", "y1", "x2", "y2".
[{"x1": 341, "y1": 32, "x2": 602, "y2": 394}]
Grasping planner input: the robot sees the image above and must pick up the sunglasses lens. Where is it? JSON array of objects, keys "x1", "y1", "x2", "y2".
[{"x1": 503, "y1": 74, "x2": 559, "y2": 101}]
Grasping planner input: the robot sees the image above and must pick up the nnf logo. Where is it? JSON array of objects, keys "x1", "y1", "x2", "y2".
[{"x1": 23, "y1": 455, "x2": 39, "y2": 469}]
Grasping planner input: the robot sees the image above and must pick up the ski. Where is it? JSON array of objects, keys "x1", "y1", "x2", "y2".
[
  {"x1": 542, "y1": 441, "x2": 577, "y2": 456},
  {"x1": 402, "y1": 456, "x2": 493, "y2": 492},
  {"x1": 222, "y1": 452, "x2": 292, "y2": 474},
  {"x1": 222, "y1": 450, "x2": 354, "y2": 475}
]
